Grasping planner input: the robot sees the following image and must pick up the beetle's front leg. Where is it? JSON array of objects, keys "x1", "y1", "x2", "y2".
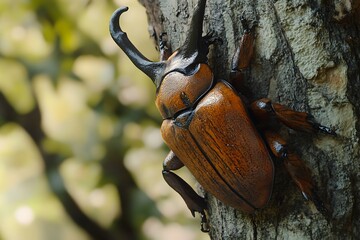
[{"x1": 162, "y1": 151, "x2": 209, "y2": 232}]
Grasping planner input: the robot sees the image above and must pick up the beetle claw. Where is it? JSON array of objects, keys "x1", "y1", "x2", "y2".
[
  {"x1": 317, "y1": 124, "x2": 337, "y2": 136},
  {"x1": 240, "y1": 16, "x2": 251, "y2": 33},
  {"x1": 159, "y1": 32, "x2": 168, "y2": 49},
  {"x1": 301, "y1": 191, "x2": 309, "y2": 201},
  {"x1": 240, "y1": 16, "x2": 257, "y2": 33},
  {"x1": 303, "y1": 189, "x2": 329, "y2": 216},
  {"x1": 200, "y1": 211, "x2": 210, "y2": 232},
  {"x1": 203, "y1": 31, "x2": 223, "y2": 46},
  {"x1": 190, "y1": 210, "x2": 209, "y2": 232},
  {"x1": 307, "y1": 115, "x2": 337, "y2": 136},
  {"x1": 310, "y1": 190, "x2": 329, "y2": 215}
]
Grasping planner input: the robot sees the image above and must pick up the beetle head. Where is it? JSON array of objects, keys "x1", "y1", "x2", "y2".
[{"x1": 110, "y1": 0, "x2": 208, "y2": 88}]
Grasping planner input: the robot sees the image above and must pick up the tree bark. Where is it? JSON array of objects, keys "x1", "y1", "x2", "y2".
[{"x1": 139, "y1": 0, "x2": 360, "y2": 239}]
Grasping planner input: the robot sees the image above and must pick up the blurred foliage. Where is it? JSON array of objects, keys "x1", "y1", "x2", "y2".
[{"x1": 0, "y1": 0, "x2": 208, "y2": 239}]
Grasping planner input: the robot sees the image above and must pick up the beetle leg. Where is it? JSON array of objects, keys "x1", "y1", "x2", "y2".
[
  {"x1": 263, "y1": 130, "x2": 328, "y2": 214},
  {"x1": 231, "y1": 18, "x2": 254, "y2": 71},
  {"x1": 159, "y1": 32, "x2": 172, "y2": 61},
  {"x1": 229, "y1": 18, "x2": 255, "y2": 95},
  {"x1": 250, "y1": 98, "x2": 336, "y2": 135},
  {"x1": 163, "y1": 150, "x2": 184, "y2": 170},
  {"x1": 202, "y1": 31, "x2": 223, "y2": 46},
  {"x1": 162, "y1": 151, "x2": 209, "y2": 232}
]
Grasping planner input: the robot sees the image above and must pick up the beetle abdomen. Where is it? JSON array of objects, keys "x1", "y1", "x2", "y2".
[{"x1": 161, "y1": 82, "x2": 274, "y2": 212}]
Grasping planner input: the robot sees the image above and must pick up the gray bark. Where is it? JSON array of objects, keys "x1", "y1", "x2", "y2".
[{"x1": 140, "y1": 0, "x2": 360, "y2": 239}]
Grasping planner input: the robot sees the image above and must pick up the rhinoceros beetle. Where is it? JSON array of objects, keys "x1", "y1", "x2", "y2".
[{"x1": 110, "y1": 0, "x2": 335, "y2": 232}]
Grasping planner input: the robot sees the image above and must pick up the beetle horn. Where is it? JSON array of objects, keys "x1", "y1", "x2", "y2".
[
  {"x1": 110, "y1": 7, "x2": 165, "y2": 85},
  {"x1": 181, "y1": 0, "x2": 206, "y2": 59}
]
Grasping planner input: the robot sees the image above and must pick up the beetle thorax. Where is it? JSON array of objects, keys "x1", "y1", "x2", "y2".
[{"x1": 155, "y1": 64, "x2": 214, "y2": 119}]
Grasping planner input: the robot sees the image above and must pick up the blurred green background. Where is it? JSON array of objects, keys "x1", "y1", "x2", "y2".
[{"x1": 0, "y1": 0, "x2": 208, "y2": 239}]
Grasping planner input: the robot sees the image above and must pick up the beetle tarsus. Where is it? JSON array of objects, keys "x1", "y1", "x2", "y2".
[
  {"x1": 314, "y1": 123, "x2": 337, "y2": 136},
  {"x1": 203, "y1": 31, "x2": 223, "y2": 46},
  {"x1": 251, "y1": 98, "x2": 337, "y2": 135},
  {"x1": 306, "y1": 189, "x2": 331, "y2": 221},
  {"x1": 162, "y1": 170, "x2": 207, "y2": 214},
  {"x1": 301, "y1": 191, "x2": 309, "y2": 201},
  {"x1": 262, "y1": 131, "x2": 331, "y2": 216},
  {"x1": 240, "y1": 16, "x2": 251, "y2": 33},
  {"x1": 302, "y1": 190, "x2": 327, "y2": 214},
  {"x1": 240, "y1": 16, "x2": 257, "y2": 33},
  {"x1": 190, "y1": 208, "x2": 210, "y2": 232},
  {"x1": 200, "y1": 211, "x2": 210, "y2": 232},
  {"x1": 314, "y1": 198, "x2": 327, "y2": 214},
  {"x1": 159, "y1": 32, "x2": 168, "y2": 50},
  {"x1": 163, "y1": 170, "x2": 209, "y2": 230},
  {"x1": 159, "y1": 32, "x2": 172, "y2": 61},
  {"x1": 162, "y1": 151, "x2": 210, "y2": 230}
]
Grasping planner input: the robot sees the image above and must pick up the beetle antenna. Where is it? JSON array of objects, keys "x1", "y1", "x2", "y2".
[{"x1": 109, "y1": 7, "x2": 166, "y2": 86}]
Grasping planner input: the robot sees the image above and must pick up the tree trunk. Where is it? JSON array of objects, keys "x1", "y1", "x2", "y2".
[{"x1": 139, "y1": 0, "x2": 360, "y2": 239}]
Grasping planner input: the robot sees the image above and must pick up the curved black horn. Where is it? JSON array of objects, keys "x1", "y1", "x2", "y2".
[
  {"x1": 110, "y1": 7, "x2": 165, "y2": 85},
  {"x1": 181, "y1": 0, "x2": 206, "y2": 58}
]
